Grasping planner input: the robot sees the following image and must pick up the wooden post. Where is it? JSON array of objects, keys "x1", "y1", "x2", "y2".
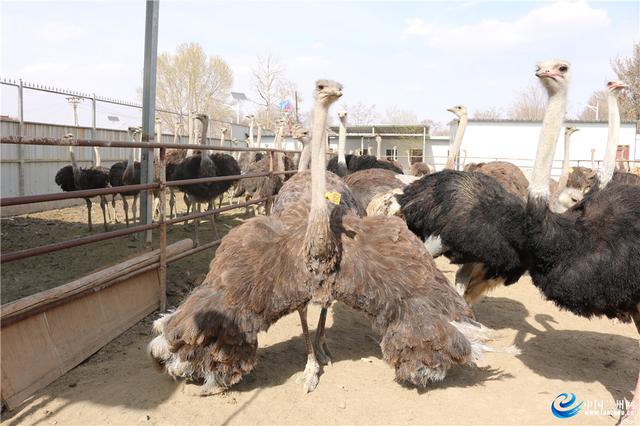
[{"x1": 158, "y1": 146, "x2": 167, "y2": 310}]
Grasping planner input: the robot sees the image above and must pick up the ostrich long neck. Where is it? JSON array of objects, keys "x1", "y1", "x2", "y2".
[
  {"x1": 199, "y1": 118, "x2": 212, "y2": 169},
  {"x1": 599, "y1": 91, "x2": 620, "y2": 186},
  {"x1": 557, "y1": 131, "x2": 572, "y2": 191},
  {"x1": 256, "y1": 126, "x2": 262, "y2": 148},
  {"x1": 220, "y1": 131, "x2": 226, "y2": 147},
  {"x1": 248, "y1": 120, "x2": 255, "y2": 148},
  {"x1": 529, "y1": 89, "x2": 567, "y2": 198},
  {"x1": 445, "y1": 115, "x2": 467, "y2": 169},
  {"x1": 310, "y1": 113, "x2": 328, "y2": 212},
  {"x1": 275, "y1": 125, "x2": 284, "y2": 171},
  {"x1": 303, "y1": 89, "x2": 337, "y2": 275},
  {"x1": 338, "y1": 118, "x2": 347, "y2": 166},
  {"x1": 298, "y1": 142, "x2": 310, "y2": 171},
  {"x1": 93, "y1": 146, "x2": 101, "y2": 167},
  {"x1": 376, "y1": 138, "x2": 381, "y2": 158},
  {"x1": 69, "y1": 146, "x2": 81, "y2": 181}
]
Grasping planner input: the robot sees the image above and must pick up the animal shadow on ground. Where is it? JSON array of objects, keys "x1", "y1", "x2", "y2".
[
  {"x1": 235, "y1": 303, "x2": 509, "y2": 394},
  {"x1": 474, "y1": 296, "x2": 639, "y2": 401}
]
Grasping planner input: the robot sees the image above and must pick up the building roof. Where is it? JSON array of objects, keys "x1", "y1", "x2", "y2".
[
  {"x1": 468, "y1": 118, "x2": 637, "y2": 125},
  {"x1": 328, "y1": 124, "x2": 428, "y2": 137}
]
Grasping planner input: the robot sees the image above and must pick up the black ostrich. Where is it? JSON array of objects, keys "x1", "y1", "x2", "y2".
[
  {"x1": 170, "y1": 114, "x2": 240, "y2": 244},
  {"x1": 109, "y1": 127, "x2": 142, "y2": 227},
  {"x1": 401, "y1": 61, "x2": 640, "y2": 422},
  {"x1": 327, "y1": 153, "x2": 403, "y2": 175},
  {"x1": 54, "y1": 137, "x2": 111, "y2": 231}
]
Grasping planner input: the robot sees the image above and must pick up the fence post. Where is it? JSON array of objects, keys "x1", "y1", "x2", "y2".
[
  {"x1": 267, "y1": 150, "x2": 274, "y2": 215},
  {"x1": 17, "y1": 79, "x2": 25, "y2": 196},
  {"x1": 422, "y1": 126, "x2": 427, "y2": 164},
  {"x1": 140, "y1": 0, "x2": 159, "y2": 246},
  {"x1": 158, "y1": 146, "x2": 167, "y2": 310}
]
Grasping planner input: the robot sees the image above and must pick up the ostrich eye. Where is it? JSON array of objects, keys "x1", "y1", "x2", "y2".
[
  {"x1": 318, "y1": 85, "x2": 325, "y2": 90},
  {"x1": 559, "y1": 65, "x2": 568, "y2": 72},
  {"x1": 607, "y1": 81, "x2": 614, "y2": 86}
]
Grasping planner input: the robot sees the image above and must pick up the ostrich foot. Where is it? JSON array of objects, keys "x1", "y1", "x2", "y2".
[
  {"x1": 295, "y1": 355, "x2": 320, "y2": 393},
  {"x1": 181, "y1": 381, "x2": 225, "y2": 397},
  {"x1": 313, "y1": 339, "x2": 333, "y2": 366}
]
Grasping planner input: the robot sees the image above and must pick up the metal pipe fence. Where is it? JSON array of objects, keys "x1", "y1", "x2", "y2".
[{"x1": 1, "y1": 136, "x2": 301, "y2": 310}]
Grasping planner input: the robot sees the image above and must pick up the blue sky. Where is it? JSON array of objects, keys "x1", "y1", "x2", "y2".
[{"x1": 1, "y1": 0, "x2": 638, "y2": 128}]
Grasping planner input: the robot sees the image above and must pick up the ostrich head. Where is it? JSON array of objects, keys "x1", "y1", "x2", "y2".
[
  {"x1": 606, "y1": 80, "x2": 627, "y2": 96},
  {"x1": 565, "y1": 126, "x2": 578, "y2": 136},
  {"x1": 314, "y1": 80, "x2": 343, "y2": 107},
  {"x1": 555, "y1": 187, "x2": 584, "y2": 213},
  {"x1": 338, "y1": 110, "x2": 347, "y2": 121},
  {"x1": 221, "y1": 128, "x2": 228, "y2": 135},
  {"x1": 446, "y1": 105, "x2": 467, "y2": 119},
  {"x1": 292, "y1": 124, "x2": 310, "y2": 142},
  {"x1": 535, "y1": 60, "x2": 571, "y2": 94}
]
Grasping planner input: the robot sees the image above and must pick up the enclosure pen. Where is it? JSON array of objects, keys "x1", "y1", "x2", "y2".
[{"x1": 0, "y1": 135, "x2": 300, "y2": 410}]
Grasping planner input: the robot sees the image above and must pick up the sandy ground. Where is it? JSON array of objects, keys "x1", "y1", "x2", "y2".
[{"x1": 1, "y1": 198, "x2": 639, "y2": 425}]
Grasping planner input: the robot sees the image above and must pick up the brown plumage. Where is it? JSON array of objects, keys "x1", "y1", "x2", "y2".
[
  {"x1": 343, "y1": 168, "x2": 406, "y2": 213},
  {"x1": 410, "y1": 162, "x2": 433, "y2": 177},
  {"x1": 566, "y1": 166, "x2": 597, "y2": 192},
  {"x1": 148, "y1": 79, "x2": 505, "y2": 396},
  {"x1": 467, "y1": 161, "x2": 529, "y2": 199}
]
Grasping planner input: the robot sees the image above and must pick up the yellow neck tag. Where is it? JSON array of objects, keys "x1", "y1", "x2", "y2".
[
  {"x1": 568, "y1": 167, "x2": 574, "y2": 173},
  {"x1": 325, "y1": 191, "x2": 341, "y2": 205}
]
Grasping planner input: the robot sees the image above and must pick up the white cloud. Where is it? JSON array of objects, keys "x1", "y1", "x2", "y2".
[
  {"x1": 35, "y1": 21, "x2": 85, "y2": 42},
  {"x1": 312, "y1": 41, "x2": 325, "y2": 49},
  {"x1": 404, "y1": 1, "x2": 609, "y2": 51}
]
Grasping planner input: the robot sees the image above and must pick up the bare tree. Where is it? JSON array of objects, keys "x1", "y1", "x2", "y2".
[
  {"x1": 384, "y1": 105, "x2": 419, "y2": 124},
  {"x1": 508, "y1": 83, "x2": 546, "y2": 120},
  {"x1": 473, "y1": 108, "x2": 502, "y2": 120},
  {"x1": 579, "y1": 90, "x2": 608, "y2": 121},
  {"x1": 612, "y1": 42, "x2": 640, "y2": 120},
  {"x1": 342, "y1": 102, "x2": 380, "y2": 125},
  {"x1": 251, "y1": 54, "x2": 299, "y2": 129},
  {"x1": 422, "y1": 119, "x2": 449, "y2": 136},
  {"x1": 153, "y1": 42, "x2": 233, "y2": 132}
]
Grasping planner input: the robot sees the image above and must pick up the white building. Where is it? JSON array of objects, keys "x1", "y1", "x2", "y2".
[{"x1": 454, "y1": 119, "x2": 639, "y2": 178}]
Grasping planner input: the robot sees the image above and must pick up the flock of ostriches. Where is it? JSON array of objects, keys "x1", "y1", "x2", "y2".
[{"x1": 55, "y1": 60, "x2": 638, "y2": 422}]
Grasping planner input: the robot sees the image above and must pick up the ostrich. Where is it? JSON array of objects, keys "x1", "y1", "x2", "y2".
[
  {"x1": 449, "y1": 105, "x2": 530, "y2": 198},
  {"x1": 327, "y1": 124, "x2": 404, "y2": 175},
  {"x1": 55, "y1": 135, "x2": 111, "y2": 231},
  {"x1": 326, "y1": 110, "x2": 349, "y2": 177},
  {"x1": 523, "y1": 69, "x2": 640, "y2": 424},
  {"x1": 149, "y1": 79, "x2": 508, "y2": 396},
  {"x1": 109, "y1": 127, "x2": 142, "y2": 227},
  {"x1": 410, "y1": 161, "x2": 433, "y2": 177},
  {"x1": 171, "y1": 114, "x2": 240, "y2": 244},
  {"x1": 551, "y1": 126, "x2": 583, "y2": 213},
  {"x1": 166, "y1": 121, "x2": 189, "y2": 219}
]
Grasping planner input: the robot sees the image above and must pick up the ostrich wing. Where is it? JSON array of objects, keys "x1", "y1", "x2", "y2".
[
  {"x1": 343, "y1": 169, "x2": 405, "y2": 213},
  {"x1": 149, "y1": 211, "x2": 312, "y2": 392},
  {"x1": 400, "y1": 170, "x2": 529, "y2": 284},
  {"x1": 333, "y1": 214, "x2": 489, "y2": 386}
]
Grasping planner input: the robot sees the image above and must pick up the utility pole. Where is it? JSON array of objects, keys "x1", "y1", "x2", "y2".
[{"x1": 66, "y1": 96, "x2": 83, "y2": 126}]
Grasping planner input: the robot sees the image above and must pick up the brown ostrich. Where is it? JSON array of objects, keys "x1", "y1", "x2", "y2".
[{"x1": 148, "y1": 79, "x2": 507, "y2": 396}]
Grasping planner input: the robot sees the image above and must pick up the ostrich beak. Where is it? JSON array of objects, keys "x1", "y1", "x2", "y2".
[{"x1": 609, "y1": 81, "x2": 627, "y2": 90}]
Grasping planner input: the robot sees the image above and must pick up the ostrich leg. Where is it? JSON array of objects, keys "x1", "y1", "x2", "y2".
[
  {"x1": 206, "y1": 201, "x2": 220, "y2": 240},
  {"x1": 130, "y1": 194, "x2": 139, "y2": 240},
  {"x1": 295, "y1": 307, "x2": 320, "y2": 393},
  {"x1": 122, "y1": 196, "x2": 130, "y2": 227},
  {"x1": 111, "y1": 195, "x2": 121, "y2": 223},
  {"x1": 85, "y1": 198, "x2": 93, "y2": 231},
  {"x1": 100, "y1": 195, "x2": 109, "y2": 231},
  {"x1": 314, "y1": 305, "x2": 333, "y2": 365},
  {"x1": 169, "y1": 189, "x2": 176, "y2": 219}
]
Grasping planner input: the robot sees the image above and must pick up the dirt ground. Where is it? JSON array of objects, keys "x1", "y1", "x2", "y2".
[{"x1": 1, "y1": 198, "x2": 639, "y2": 425}]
